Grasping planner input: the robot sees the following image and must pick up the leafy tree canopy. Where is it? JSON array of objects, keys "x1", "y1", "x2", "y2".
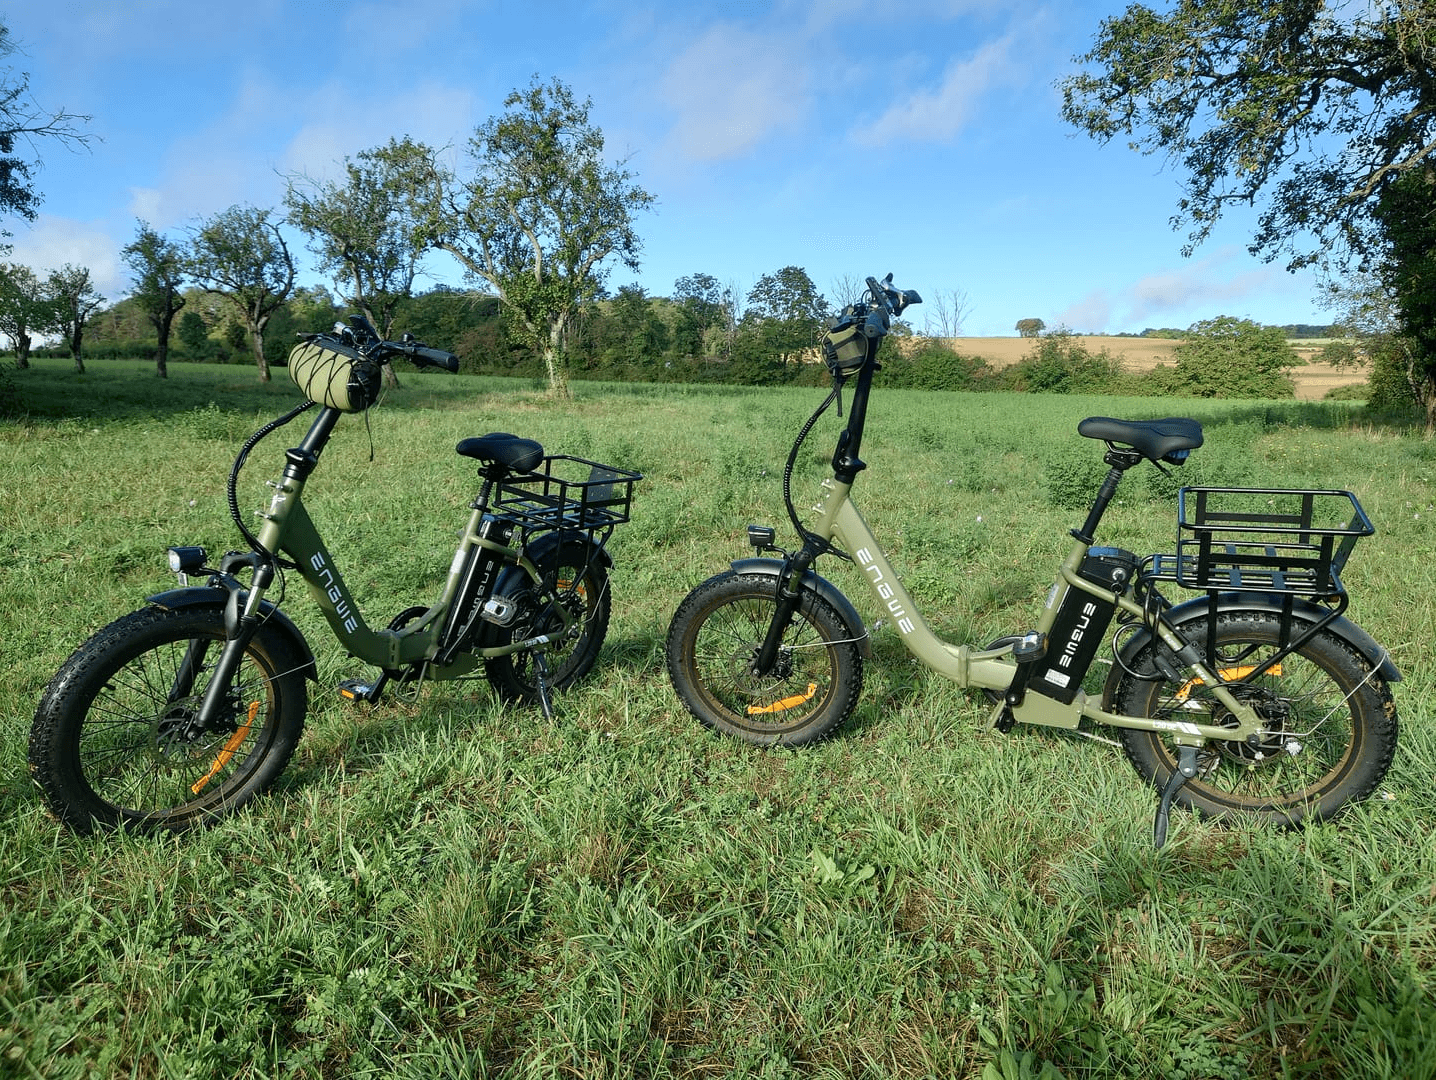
[
  {"x1": 1061, "y1": 0, "x2": 1436, "y2": 269},
  {"x1": 436, "y1": 76, "x2": 654, "y2": 396},
  {"x1": 187, "y1": 205, "x2": 295, "y2": 381},
  {"x1": 284, "y1": 136, "x2": 440, "y2": 339}
]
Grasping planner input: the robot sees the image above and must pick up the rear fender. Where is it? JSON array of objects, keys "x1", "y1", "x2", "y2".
[
  {"x1": 147, "y1": 585, "x2": 318, "y2": 681},
  {"x1": 1100, "y1": 590, "x2": 1400, "y2": 709},
  {"x1": 730, "y1": 557, "x2": 871, "y2": 658}
]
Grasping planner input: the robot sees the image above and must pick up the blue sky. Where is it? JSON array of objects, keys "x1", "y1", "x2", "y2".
[{"x1": 5, "y1": 0, "x2": 1329, "y2": 336}]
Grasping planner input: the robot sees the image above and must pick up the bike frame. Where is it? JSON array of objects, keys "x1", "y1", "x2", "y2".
[
  {"x1": 808, "y1": 482, "x2": 1264, "y2": 744},
  {"x1": 216, "y1": 406, "x2": 578, "y2": 688},
  {"x1": 780, "y1": 337, "x2": 1265, "y2": 749}
]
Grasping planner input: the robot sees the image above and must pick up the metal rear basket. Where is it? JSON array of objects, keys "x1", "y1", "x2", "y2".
[
  {"x1": 1147, "y1": 486, "x2": 1373, "y2": 598},
  {"x1": 493, "y1": 456, "x2": 641, "y2": 533}
]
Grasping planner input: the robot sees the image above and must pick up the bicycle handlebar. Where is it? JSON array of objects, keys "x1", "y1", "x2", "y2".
[{"x1": 332, "y1": 315, "x2": 461, "y2": 373}]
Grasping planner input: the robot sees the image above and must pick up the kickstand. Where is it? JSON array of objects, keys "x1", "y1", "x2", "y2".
[
  {"x1": 533, "y1": 651, "x2": 554, "y2": 721},
  {"x1": 1153, "y1": 745, "x2": 1201, "y2": 849}
]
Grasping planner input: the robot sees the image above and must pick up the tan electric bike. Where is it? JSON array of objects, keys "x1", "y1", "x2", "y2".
[{"x1": 666, "y1": 275, "x2": 1400, "y2": 845}]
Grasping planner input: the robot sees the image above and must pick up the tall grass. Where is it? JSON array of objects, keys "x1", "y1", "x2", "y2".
[{"x1": 2, "y1": 358, "x2": 1434, "y2": 1078}]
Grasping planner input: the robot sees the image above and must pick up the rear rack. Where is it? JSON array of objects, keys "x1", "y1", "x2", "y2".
[
  {"x1": 1146, "y1": 486, "x2": 1372, "y2": 599},
  {"x1": 493, "y1": 455, "x2": 641, "y2": 534}
]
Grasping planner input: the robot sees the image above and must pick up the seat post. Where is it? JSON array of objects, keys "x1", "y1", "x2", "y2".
[{"x1": 1073, "y1": 449, "x2": 1141, "y2": 544}]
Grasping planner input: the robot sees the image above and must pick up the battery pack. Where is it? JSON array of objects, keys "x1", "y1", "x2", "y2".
[{"x1": 1027, "y1": 547, "x2": 1138, "y2": 704}]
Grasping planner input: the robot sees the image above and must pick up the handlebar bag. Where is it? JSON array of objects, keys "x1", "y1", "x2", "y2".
[
  {"x1": 821, "y1": 322, "x2": 868, "y2": 375},
  {"x1": 287, "y1": 335, "x2": 381, "y2": 412}
]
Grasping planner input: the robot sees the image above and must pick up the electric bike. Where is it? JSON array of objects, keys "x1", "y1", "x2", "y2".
[{"x1": 665, "y1": 276, "x2": 1399, "y2": 845}]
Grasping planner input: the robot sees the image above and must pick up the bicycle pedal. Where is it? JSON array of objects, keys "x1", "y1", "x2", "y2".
[{"x1": 338, "y1": 678, "x2": 382, "y2": 704}]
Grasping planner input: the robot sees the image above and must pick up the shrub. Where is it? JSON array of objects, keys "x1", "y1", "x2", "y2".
[
  {"x1": 1165, "y1": 316, "x2": 1298, "y2": 398},
  {"x1": 1008, "y1": 331, "x2": 1125, "y2": 394},
  {"x1": 882, "y1": 338, "x2": 991, "y2": 391}
]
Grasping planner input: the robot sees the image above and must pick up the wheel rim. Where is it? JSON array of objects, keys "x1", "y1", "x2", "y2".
[
  {"x1": 1146, "y1": 638, "x2": 1360, "y2": 809},
  {"x1": 687, "y1": 596, "x2": 838, "y2": 733},
  {"x1": 79, "y1": 631, "x2": 275, "y2": 819},
  {"x1": 508, "y1": 566, "x2": 599, "y2": 687}
]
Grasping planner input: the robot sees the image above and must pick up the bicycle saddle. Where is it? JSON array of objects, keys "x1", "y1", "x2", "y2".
[
  {"x1": 1077, "y1": 416, "x2": 1203, "y2": 462},
  {"x1": 455, "y1": 432, "x2": 544, "y2": 472}
]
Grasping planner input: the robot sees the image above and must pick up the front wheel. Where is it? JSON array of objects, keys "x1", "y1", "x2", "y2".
[
  {"x1": 1115, "y1": 611, "x2": 1397, "y2": 828},
  {"x1": 666, "y1": 571, "x2": 864, "y2": 746},
  {"x1": 28, "y1": 605, "x2": 308, "y2": 833},
  {"x1": 483, "y1": 538, "x2": 611, "y2": 704}
]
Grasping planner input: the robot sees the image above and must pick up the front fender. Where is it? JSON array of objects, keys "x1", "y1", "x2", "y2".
[
  {"x1": 1100, "y1": 590, "x2": 1399, "y2": 709},
  {"x1": 730, "y1": 557, "x2": 872, "y2": 658},
  {"x1": 147, "y1": 585, "x2": 318, "y2": 681}
]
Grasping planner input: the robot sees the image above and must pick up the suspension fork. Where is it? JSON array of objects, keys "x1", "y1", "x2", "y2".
[
  {"x1": 752, "y1": 542, "x2": 823, "y2": 675},
  {"x1": 187, "y1": 560, "x2": 277, "y2": 733}
]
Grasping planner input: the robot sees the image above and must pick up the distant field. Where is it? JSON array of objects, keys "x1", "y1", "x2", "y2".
[{"x1": 953, "y1": 336, "x2": 1362, "y2": 400}]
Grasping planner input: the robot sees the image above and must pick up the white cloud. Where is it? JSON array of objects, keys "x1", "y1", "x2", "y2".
[
  {"x1": 1124, "y1": 253, "x2": 1286, "y2": 326},
  {"x1": 8, "y1": 215, "x2": 127, "y2": 298},
  {"x1": 278, "y1": 80, "x2": 478, "y2": 181},
  {"x1": 121, "y1": 72, "x2": 477, "y2": 231},
  {"x1": 851, "y1": 33, "x2": 1019, "y2": 145},
  {"x1": 1051, "y1": 290, "x2": 1113, "y2": 334},
  {"x1": 657, "y1": 24, "x2": 811, "y2": 161},
  {"x1": 1048, "y1": 250, "x2": 1306, "y2": 333}
]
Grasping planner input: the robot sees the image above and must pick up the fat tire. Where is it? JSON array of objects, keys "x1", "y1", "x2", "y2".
[
  {"x1": 666, "y1": 571, "x2": 864, "y2": 746},
  {"x1": 1115, "y1": 611, "x2": 1397, "y2": 827},
  {"x1": 483, "y1": 539, "x2": 611, "y2": 704},
  {"x1": 28, "y1": 606, "x2": 308, "y2": 833}
]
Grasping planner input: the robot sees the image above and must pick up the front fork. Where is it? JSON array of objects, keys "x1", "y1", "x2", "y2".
[
  {"x1": 752, "y1": 544, "x2": 821, "y2": 675},
  {"x1": 180, "y1": 554, "x2": 277, "y2": 737}
]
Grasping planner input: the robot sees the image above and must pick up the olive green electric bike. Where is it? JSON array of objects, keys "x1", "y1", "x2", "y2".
[
  {"x1": 666, "y1": 275, "x2": 1400, "y2": 845},
  {"x1": 30, "y1": 317, "x2": 639, "y2": 833}
]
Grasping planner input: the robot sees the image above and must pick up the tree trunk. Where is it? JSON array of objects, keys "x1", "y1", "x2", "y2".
[
  {"x1": 544, "y1": 321, "x2": 571, "y2": 398},
  {"x1": 14, "y1": 333, "x2": 29, "y2": 368},
  {"x1": 155, "y1": 312, "x2": 173, "y2": 378},
  {"x1": 70, "y1": 328, "x2": 84, "y2": 374},
  {"x1": 250, "y1": 326, "x2": 271, "y2": 382},
  {"x1": 366, "y1": 304, "x2": 401, "y2": 389}
]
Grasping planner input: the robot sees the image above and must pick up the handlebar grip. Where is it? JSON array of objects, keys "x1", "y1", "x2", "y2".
[{"x1": 406, "y1": 344, "x2": 460, "y2": 372}]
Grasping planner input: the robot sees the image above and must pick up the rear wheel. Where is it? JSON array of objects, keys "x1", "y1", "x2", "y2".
[
  {"x1": 28, "y1": 606, "x2": 308, "y2": 833},
  {"x1": 666, "y1": 571, "x2": 864, "y2": 746},
  {"x1": 483, "y1": 539, "x2": 611, "y2": 704},
  {"x1": 1115, "y1": 611, "x2": 1396, "y2": 827}
]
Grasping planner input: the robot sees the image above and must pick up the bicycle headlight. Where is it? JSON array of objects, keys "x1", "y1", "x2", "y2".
[{"x1": 167, "y1": 546, "x2": 207, "y2": 575}]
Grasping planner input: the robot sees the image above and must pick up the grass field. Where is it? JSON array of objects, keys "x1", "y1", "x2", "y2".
[
  {"x1": 2, "y1": 359, "x2": 1434, "y2": 1078},
  {"x1": 951, "y1": 337, "x2": 1360, "y2": 401}
]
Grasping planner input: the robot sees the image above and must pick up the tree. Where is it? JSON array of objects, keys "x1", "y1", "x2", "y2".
[
  {"x1": 0, "y1": 261, "x2": 47, "y2": 366},
  {"x1": 435, "y1": 76, "x2": 654, "y2": 397},
  {"x1": 45, "y1": 264, "x2": 103, "y2": 374},
  {"x1": 924, "y1": 287, "x2": 972, "y2": 339},
  {"x1": 0, "y1": 20, "x2": 90, "y2": 246},
  {"x1": 1320, "y1": 270, "x2": 1421, "y2": 413},
  {"x1": 176, "y1": 309, "x2": 211, "y2": 357},
  {"x1": 186, "y1": 205, "x2": 295, "y2": 381},
  {"x1": 121, "y1": 221, "x2": 186, "y2": 378},
  {"x1": 1061, "y1": 1, "x2": 1436, "y2": 270},
  {"x1": 671, "y1": 272, "x2": 731, "y2": 359},
  {"x1": 1367, "y1": 167, "x2": 1436, "y2": 425},
  {"x1": 743, "y1": 266, "x2": 828, "y2": 364},
  {"x1": 1016, "y1": 317, "x2": 1045, "y2": 337},
  {"x1": 285, "y1": 136, "x2": 442, "y2": 387},
  {"x1": 1164, "y1": 316, "x2": 1298, "y2": 398}
]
